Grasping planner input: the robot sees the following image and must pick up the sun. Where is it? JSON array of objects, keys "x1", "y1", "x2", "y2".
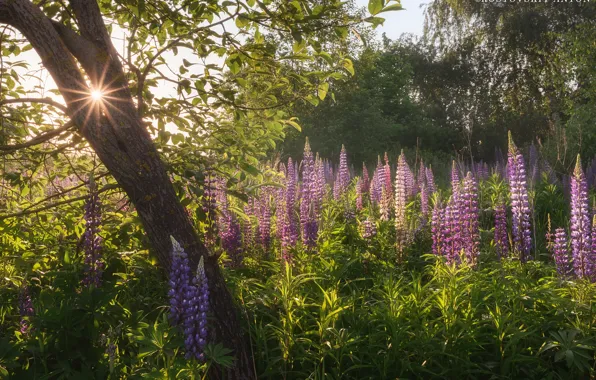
[{"x1": 91, "y1": 90, "x2": 103, "y2": 101}]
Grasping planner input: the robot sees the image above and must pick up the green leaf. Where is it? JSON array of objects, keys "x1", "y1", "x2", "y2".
[
  {"x1": 342, "y1": 59, "x2": 355, "y2": 76},
  {"x1": 284, "y1": 119, "x2": 302, "y2": 132},
  {"x1": 368, "y1": 0, "x2": 383, "y2": 15},
  {"x1": 318, "y1": 82, "x2": 329, "y2": 100},
  {"x1": 364, "y1": 16, "x2": 385, "y2": 28},
  {"x1": 240, "y1": 162, "x2": 260, "y2": 176},
  {"x1": 380, "y1": 3, "x2": 403, "y2": 13}
]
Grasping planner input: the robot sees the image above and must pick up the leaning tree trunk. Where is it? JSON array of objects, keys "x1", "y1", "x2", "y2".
[{"x1": 0, "y1": 0, "x2": 255, "y2": 378}]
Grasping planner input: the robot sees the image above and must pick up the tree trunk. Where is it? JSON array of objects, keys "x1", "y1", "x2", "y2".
[{"x1": 0, "y1": 0, "x2": 255, "y2": 378}]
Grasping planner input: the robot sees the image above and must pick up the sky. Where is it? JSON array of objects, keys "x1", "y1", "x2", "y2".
[{"x1": 355, "y1": 0, "x2": 427, "y2": 40}]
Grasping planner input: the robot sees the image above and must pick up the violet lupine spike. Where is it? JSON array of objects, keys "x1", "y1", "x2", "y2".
[
  {"x1": 444, "y1": 199, "x2": 462, "y2": 265},
  {"x1": 300, "y1": 139, "x2": 318, "y2": 248},
  {"x1": 570, "y1": 155, "x2": 593, "y2": 280},
  {"x1": 431, "y1": 200, "x2": 444, "y2": 256},
  {"x1": 215, "y1": 179, "x2": 243, "y2": 267},
  {"x1": 314, "y1": 154, "x2": 326, "y2": 208},
  {"x1": 553, "y1": 228, "x2": 572, "y2": 278},
  {"x1": 494, "y1": 202, "x2": 509, "y2": 259},
  {"x1": 426, "y1": 166, "x2": 436, "y2": 194},
  {"x1": 18, "y1": 284, "x2": 34, "y2": 335},
  {"x1": 82, "y1": 181, "x2": 103, "y2": 288},
  {"x1": 184, "y1": 256, "x2": 209, "y2": 361},
  {"x1": 380, "y1": 153, "x2": 393, "y2": 220},
  {"x1": 242, "y1": 200, "x2": 255, "y2": 249},
  {"x1": 507, "y1": 132, "x2": 532, "y2": 262},
  {"x1": 338, "y1": 144, "x2": 350, "y2": 195},
  {"x1": 461, "y1": 172, "x2": 480, "y2": 266},
  {"x1": 395, "y1": 151, "x2": 409, "y2": 260},
  {"x1": 274, "y1": 180, "x2": 286, "y2": 243},
  {"x1": 362, "y1": 163, "x2": 370, "y2": 193},
  {"x1": 405, "y1": 162, "x2": 416, "y2": 198},
  {"x1": 383, "y1": 153, "x2": 393, "y2": 198},
  {"x1": 420, "y1": 182, "x2": 429, "y2": 225},
  {"x1": 370, "y1": 156, "x2": 383, "y2": 205},
  {"x1": 168, "y1": 236, "x2": 191, "y2": 326},
  {"x1": 257, "y1": 189, "x2": 272, "y2": 253},
  {"x1": 591, "y1": 215, "x2": 596, "y2": 282},
  {"x1": 361, "y1": 217, "x2": 377, "y2": 240},
  {"x1": 282, "y1": 158, "x2": 298, "y2": 262}
]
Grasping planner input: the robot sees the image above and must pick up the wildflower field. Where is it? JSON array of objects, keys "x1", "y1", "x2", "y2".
[
  {"x1": 1, "y1": 0, "x2": 596, "y2": 379},
  {"x1": 2, "y1": 132, "x2": 596, "y2": 379}
]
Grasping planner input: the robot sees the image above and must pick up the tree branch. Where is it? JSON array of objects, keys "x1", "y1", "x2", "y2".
[
  {"x1": 0, "y1": 97, "x2": 69, "y2": 113},
  {"x1": 0, "y1": 183, "x2": 119, "y2": 220},
  {"x1": 0, "y1": 120, "x2": 75, "y2": 152}
]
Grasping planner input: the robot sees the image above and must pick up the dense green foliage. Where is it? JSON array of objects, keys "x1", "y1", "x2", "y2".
[
  {"x1": 1, "y1": 166, "x2": 596, "y2": 378},
  {"x1": 282, "y1": 1, "x2": 596, "y2": 168}
]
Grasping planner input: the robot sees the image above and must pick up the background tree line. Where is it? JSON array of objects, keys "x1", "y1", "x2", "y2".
[{"x1": 280, "y1": 0, "x2": 596, "y2": 172}]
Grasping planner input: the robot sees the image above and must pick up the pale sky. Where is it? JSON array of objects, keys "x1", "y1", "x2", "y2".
[{"x1": 355, "y1": 0, "x2": 427, "y2": 39}]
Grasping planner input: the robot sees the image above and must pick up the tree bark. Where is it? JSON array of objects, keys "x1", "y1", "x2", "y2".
[{"x1": 0, "y1": 0, "x2": 255, "y2": 378}]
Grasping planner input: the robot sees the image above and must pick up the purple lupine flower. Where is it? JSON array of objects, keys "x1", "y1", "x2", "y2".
[
  {"x1": 591, "y1": 215, "x2": 596, "y2": 282},
  {"x1": 362, "y1": 163, "x2": 370, "y2": 194},
  {"x1": 553, "y1": 228, "x2": 572, "y2": 278},
  {"x1": 333, "y1": 173, "x2": 340, "y2": 200},
  {"x1": 494, "y1": 202, "x2": 508, "y2": 259},
  {"x1": 333, "y1": 145, "x2": 350, "y2": 199},
  {"x1": 426, "y1": 166, "x2": 436, "y2": 194},
  {"x1": 339, "y1": 145, "x2": 350, "y2": 191},
  {"x1": 315, "y1": 154, "x2": 326, "y2": 208},
  {"x1": 18, "y1": 284, "x2": 34, "y2": 335},
  {"x1": 507, "y1": 132, "x2": 532, "y2": 262},
  {"x1": 275, "y1": 164, "x2": 286, "y2": 243},
  {"x1": 405, "y1": 161, "x2": 416, "y2": 198},
  {"x1": 361, "y1": 217, "x2": 377, "y2": 240},
  {"x1": 383, "y1": 153, "x2": 393, "y2": 199},
  {"x1": 300, "y1": 139, "x2": 319, "y2": 248},
  {"x1": 395, "y1": 151, "x2": 409, "y2": 260},
  {"x1": 431, "y1": 200, "x2": 444, "y2": 256},
  {"x1": 570, "y1": 155, "x2": 593, "y2": 279},
  {"x1": 215, "y1": 179, "x2": 243, "y2": 267},
  {"x1": 379, "y1": 153, "x2": 393, "y2": 220},
  {"x1": 257, "y1": 189, "x2": 272, "y2": 253},
  {"x1": 168, "y1": 237, "x2": 191, "y2": 326},
  {"x1": 282, "y1": 158, "x2": 298, "y2": 262},
  {"x1": 82, "y1": 181, "x2": 103, "y2": 287},
  {"x1": 184, "y1": 256, "x2": 209, "y2": 361},
  {"x1": 243, "y1": 200, "x2": 255, "y2": 249},
  {"x1": 441, "y1": 161, "x2": 463, "y2": 263},
  {"x1": 370, "y1": 156, "x2": 383, "y2": 205},
  {"x1": 374, "y1": 156, "x2": 384, "y2": 203},
  {"x1": 460, "y1": 172, "x2": 480, "y2": 266}
]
